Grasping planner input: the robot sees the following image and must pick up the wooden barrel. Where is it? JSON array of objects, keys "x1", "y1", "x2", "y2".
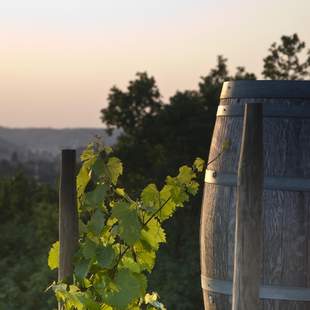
[{"x1": 200, "y1": 81, "x2": 310, "y2": 310}]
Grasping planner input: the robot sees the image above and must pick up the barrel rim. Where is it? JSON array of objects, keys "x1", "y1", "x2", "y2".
[{"x1": 221, "y1": 80, "x2": 310, "y2": 99}]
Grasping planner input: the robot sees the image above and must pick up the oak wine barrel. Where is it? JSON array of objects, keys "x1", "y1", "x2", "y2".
[{"x1": 200, "y1": 80, "x2": 310, "y2": 310}]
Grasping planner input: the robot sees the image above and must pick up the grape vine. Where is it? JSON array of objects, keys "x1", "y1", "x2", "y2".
[{"x1": 47, "y1": 141, "x2": 207, "y2": 310}]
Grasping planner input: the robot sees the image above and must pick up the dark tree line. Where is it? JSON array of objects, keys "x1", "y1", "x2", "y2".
[{"x1": 0, "y1": 174, "x2": 58, "y2": 309}]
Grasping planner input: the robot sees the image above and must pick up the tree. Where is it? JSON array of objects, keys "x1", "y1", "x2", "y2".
[
  {"x1": 101, "y1": 72, "x2": 163, "y2": 136},
  {"x1": 199, "y1": 56, "x2": 256, "y2": 113},
  {"x1": 262, "y1": 33, "x2": 310, "y2": 80},
  {"x1": 234, "y1": 66, "x2": 257, "y2": 80}
]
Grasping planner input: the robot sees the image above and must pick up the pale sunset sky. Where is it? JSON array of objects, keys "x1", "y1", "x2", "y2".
[{"x1": 1, "y1": 0, "x2": 310, "y2": 128}]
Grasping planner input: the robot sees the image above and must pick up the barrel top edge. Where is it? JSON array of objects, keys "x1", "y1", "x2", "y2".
[{"x1": 220, "y1": 80, "x2": 310, "y2": 99}]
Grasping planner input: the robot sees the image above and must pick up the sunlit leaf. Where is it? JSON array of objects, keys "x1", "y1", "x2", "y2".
[
  {"x1": 48, "y1": 241, "x2": 59, "y2": 270},
  {"x1": 111, "y1": 201, "x2": 141, "y2": 245},
  {"x1": 193, "y1": 157, "x2": 205, "y2": 172},
  {"x1": 107, "y1": 157, "x2": 123, "y2": 185}
]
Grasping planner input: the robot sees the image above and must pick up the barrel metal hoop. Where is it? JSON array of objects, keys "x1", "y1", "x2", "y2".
[
  {"x1": 205, "y1": 169, "x2": 310, "y2": 192},
  {"x1": 217, "y1": 104, "x2": 310, "y2": 118},
  {"x1": 220, "y1": 81, "x2": 310, "y2": 99},
  {"x1": 201, "y1": 275, "x2": 310, "y2": 301}
]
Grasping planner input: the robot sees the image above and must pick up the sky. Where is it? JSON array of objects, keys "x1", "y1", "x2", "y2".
[{"x1": 1, "y1": 0, "x2": 310, "y2": 128}]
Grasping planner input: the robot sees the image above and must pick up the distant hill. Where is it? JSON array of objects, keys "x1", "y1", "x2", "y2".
[
  {"x1": 0, "y1": 136, "x2": 22, "y2": 159},
  {"x1": 0, "y1": 127, "x2": 120, "y2": 161}
]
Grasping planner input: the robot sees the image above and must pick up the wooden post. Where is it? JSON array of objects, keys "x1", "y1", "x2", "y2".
[
  {"x1": 58, "y1": 150, "x2": 79, "y2": 309},
  {"x1": 232, "y1": 103, "x2": 263, "y2": 310}
]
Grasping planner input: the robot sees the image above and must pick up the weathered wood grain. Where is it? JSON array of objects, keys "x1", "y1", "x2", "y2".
[
  {"x1": 232, "y1": 103, "x2": 263, "y2": 310},
  {"x1": 58, "y1": 150, "x2": 79, "y2": 310},
  {"x1": 200, "y1": 89, "x2": 310, "y2": 310}
]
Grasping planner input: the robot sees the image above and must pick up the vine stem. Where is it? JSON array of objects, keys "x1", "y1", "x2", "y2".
[
  {"x1": 111, "y1": 196, "x2": 172, "y2": 272},
  {"x1": 143, "y1": 196, "x2": 172, "y2": 227},
  {"x1": 111, "y1": 146, "x2": 228, "y2": 274},
  {"x1": 206, "y1": 149, "x2": 225, "y2": 167}
]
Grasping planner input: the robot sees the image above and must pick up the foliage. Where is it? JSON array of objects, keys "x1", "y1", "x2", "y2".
[
  {"x1": 262, "y1": 33, "x2": 310, "y2": 80},
  {"x1": 101, "y1": 72, "x2": 163, "y2": 136},
  {"x1": 0, "y1": 173, "x2": 58, "y2": 309},
  {"x1": 48, "y1": 142, "x2": 205, "y2": 309}
]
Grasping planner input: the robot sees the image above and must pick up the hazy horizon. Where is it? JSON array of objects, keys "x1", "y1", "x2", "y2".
[
  {"x1": 1, "y1": 0, "x2": 310, "y2": 128},
  {"x1": 0, "y1": 125, "x2": 106, "y2": 129}
]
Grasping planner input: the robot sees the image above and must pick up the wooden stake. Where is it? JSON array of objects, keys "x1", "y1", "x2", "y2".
[
  {"x1": 232, "y1": 103, "x2": 263, "y2": 310},
  {"x1": 58, "y1": 150, "x2": 79, "y2": 309}
]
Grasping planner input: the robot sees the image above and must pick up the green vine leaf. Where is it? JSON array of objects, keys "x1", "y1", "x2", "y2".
[
  {"x1": 82, "y1": 238, "x2": 97, "y2": 259},
  {"x1": 145, "y1": 292, "x2": 166, "y2": 310},
  {"x1": 111, "y1": 201, "x2": 141, "y2": 246},
  {"x1": 107, "y1": 157, "x2": 123, "y2": 185},
  {"x1": 157, "y1": 185, "x2": 176, "y2": 221},
  {"x1": 96, "y1": 245, "x2": 115, "y2": 269},
  {"x1": 77, "y1": 165, "x2": 91, "y2": 200},
  {"x1": 141, "y1": 219, "x2": 166, "y2": 251},
  {"x1": 48, "y1": 241, "x2": 59, "y2": 270},
  {"x1": 177, "y1": 166, "x2": 196, "y2": 185},
  {"x1": 193, "y1": 157, "x2": 205, "y2": 172},
  {"x1": 84, "y1": 184, "x2": 108, "y2": 208},
  {"x1": 120, "y1": 257, "x2": 141, "y2": 273},
  {"x1": 80, "y1": 143, "x2": 96, "y2": 162},
  {"x1": 87, "y1": 209, "x2": 106, "y2": 235},
  {"x1": 105, "y1": 269, "x2": 146, "y2": 310},
  {"x1": 74, "y1": 258, "x2": 92, "y2": 280},
  {"x1": 141, "y1": 184, "x2": 160, "y2": 214},
  {"x1": 133, "y1": 241, "x2": 156, "y2": 272}
]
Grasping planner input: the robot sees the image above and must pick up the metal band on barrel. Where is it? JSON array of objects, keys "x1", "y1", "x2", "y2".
[
  {"x1": 205, "y1": 169, "x2": 310, "y2": 192},
  {"x1": 217, "y1": 104, "x2": 310, "y2": 118},
  {"x1": 201, "y1": 275, "x2": 310, "y2": 301},
  {"x1": 220, "y1": 81, "x2": 310, "y2": 99}
]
